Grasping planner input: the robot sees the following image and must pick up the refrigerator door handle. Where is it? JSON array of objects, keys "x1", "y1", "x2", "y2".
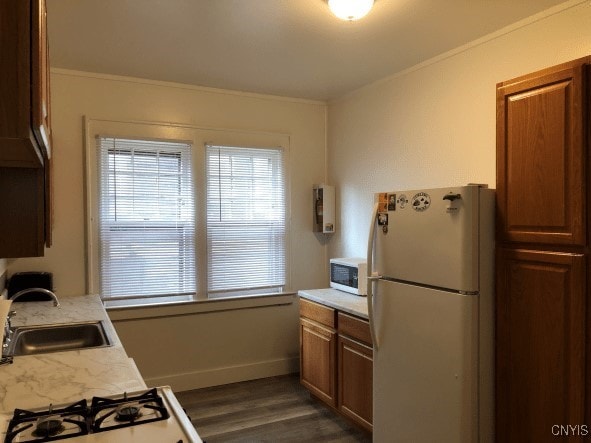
[{"x1": 367, "y1": 202, "x2": 380, "y2": 350}]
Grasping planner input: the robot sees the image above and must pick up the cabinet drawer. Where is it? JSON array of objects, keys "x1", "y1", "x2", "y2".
[
  {"x1": 300, "y1": 298, "x2": 335, "y2": 328},
  {"x1": 338, "y1": 312, "x2": 371, "y2": 346}
]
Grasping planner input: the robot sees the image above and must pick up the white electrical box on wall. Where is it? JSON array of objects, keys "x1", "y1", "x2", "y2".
[{"x1": 313, "y1": 184, "x2": 335, "y2": 233}]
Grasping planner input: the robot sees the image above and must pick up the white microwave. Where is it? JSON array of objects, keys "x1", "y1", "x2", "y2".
[{"x1": 330, "y1": 258, "x2": 367, "y2": 296}]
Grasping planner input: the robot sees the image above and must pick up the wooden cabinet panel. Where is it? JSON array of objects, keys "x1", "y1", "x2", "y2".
[
  {"x1": 496, "y1": 60, "x2": 586, "y2": 246},
  {"x1": 32, "y1": 0, "x2": 51, "y2": 158},
  {"x1": 300, "y1": 298, "x2": 335, "y2": 328},
  {"x1": 338, "y1": 335, "x2": 373, "y2": 432},
  {"x1": 337, "y1": 312, "x2": 372, "y2": 346},
  {"x1": 495, "y1": 248, "x2": 586, "y2": 443},
  {"x1": 0, "y1": 0, "x2": 49, "y2": 166},
  {"x1": 44, "y1": 154, "x2": 52, "y2": 248},
  {"x1": 300, "y1": 318, "x2": 337, "y2": 407},
  {"x1": 0, "y1": 168, "x2": 45, "y2": 257}
]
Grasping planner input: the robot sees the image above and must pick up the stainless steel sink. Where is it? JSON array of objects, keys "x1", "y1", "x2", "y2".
[{"x1": 6, "y1": 321, "x2": 113, "y2": 356}]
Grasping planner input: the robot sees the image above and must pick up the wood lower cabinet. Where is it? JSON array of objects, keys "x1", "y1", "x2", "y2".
[
  {"x1": 299, "y1": 298, "x2": 372, "y2": 431},
  {"x1": 496, "y1": 248, "x2": 586, "y2": 442},
  {"x1": 337, "y1": 311, "x2": 372, "y2": 431},
  {"x1": 300, "y1": 317, "x2": 337, "y2": 406},
  {"x1": 300, "y1": 298, "x2": 337, "y2": 406}
]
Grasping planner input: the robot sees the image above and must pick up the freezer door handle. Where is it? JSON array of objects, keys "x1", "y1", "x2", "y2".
[
  {"x1": 367, "y1": 277, "x2": 379, "y2": 350},
  {"x1": 442, "y1": 193, "x2": 461, "y2": 201}
]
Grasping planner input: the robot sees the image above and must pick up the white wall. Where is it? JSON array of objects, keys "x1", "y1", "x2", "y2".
[
  {"x1": 7, "y1": 71, "x2": 328, "y2": 389},
  {"x1": 327, "y1": 1, "x2": 591, "y2": 258},
  {"x1": 109, "y1": 299, "x2": 300, "y2": 390}
]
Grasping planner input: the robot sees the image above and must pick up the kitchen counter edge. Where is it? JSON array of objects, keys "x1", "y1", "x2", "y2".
[{"x1": 298, "y1": 288, "x2": 368, "y2": 319}]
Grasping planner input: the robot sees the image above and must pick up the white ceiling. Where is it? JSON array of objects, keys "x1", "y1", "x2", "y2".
[{"x1": 47, "y1": 0, "x2": 572, "y2": 101}]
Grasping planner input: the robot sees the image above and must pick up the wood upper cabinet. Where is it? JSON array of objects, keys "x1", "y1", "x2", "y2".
[
  {"x1": 0, "y1": 168, "x2": 46, "y2": 257},
  {"x1": 32, "y1": 0, "x2": 52, "y2": 160},
  {"x1": 0, "y1": 0, "x2": 51, "y2": 166},
  {"x1": 495, "y1": 248, "x2": 586, "y2": 442},
  {"x1": 0, "y1": 0, "x2": 52, "y2": 257},
  {"x1": 496, "y1": 58, "x2": 587, "y2": 246}
]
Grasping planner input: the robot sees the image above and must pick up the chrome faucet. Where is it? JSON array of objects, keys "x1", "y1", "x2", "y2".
[
  {"x1": 2, "y1": 310, "x2": 16, "y2": 361},
  {"x1": 1, "y1": 289, "x2": 60, "y2": 363},
  {"x1": 11, "y1": 288, "x2": 60, "y2": 307},
  {"x1": 3, "y1": 310, "x2": 14, "y2": 339}
]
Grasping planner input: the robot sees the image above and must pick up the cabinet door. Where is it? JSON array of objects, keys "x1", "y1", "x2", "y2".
[
  {"x1": 0, "y1": 0, "x2": 50, "y2": 257},
  {"x1": 496, "y1": 248, "x2": 585, "y2": 443},
  {"x1": 496, "y1": 60, "x2": 586, "y2": 246},
  {"x1": 300, "y1": 318, "x2": 337, "y2": 407},
  {"x1": 0, "y1": 0, "x2": 46, "y2": 167},
  {"x1": 32, "y1": 0, "x2": 51, "y2": 158},
  {"x1": 338, "y1": 335, "x2": 373, "y2": 431},
  {"x1": 0, "y1": 168, "x2": 45, "y2": 257}
]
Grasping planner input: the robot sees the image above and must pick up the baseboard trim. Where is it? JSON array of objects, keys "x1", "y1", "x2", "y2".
[{"x1": 144, "y1": 357, "x2": 300, "y2": 392}]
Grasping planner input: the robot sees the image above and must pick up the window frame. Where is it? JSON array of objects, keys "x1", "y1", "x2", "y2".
[
  {"x1": 97, "y1": 137, "x2": 196, "y2": 301},
  {"x1": 205, "y1": 144, "x2": 287, "y2": 299},
  {"x1": 85, "y1": 117, "x2": 292, "y2": 308}
]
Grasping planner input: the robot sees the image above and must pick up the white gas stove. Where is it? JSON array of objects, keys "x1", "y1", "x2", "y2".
[{"x1": 0, "y1": 386, "x2": 202, "y2": 442}]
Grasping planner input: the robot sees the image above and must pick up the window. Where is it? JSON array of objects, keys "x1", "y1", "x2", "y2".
[
  {"x1": 87, "y1": 119, "x2": 291, "y2": 307},
  {"x1": 97, "y1": 137, "x2": 195, "y2": 300},
  {"x1": 206, "y1": 145, "x2": 286, "y2": 298}
]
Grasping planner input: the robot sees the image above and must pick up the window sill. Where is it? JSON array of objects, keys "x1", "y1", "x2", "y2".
[{"x1": 105, "y1": 292, "x2": 297, "y2": 321}]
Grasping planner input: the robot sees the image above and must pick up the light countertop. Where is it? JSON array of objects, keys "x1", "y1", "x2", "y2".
[
  {"x1": 298, "y1": 288, "x2": 368, "y2": 319},
  {"x1": 0, "y1": 294, "x2": 146, "y2": 413}
]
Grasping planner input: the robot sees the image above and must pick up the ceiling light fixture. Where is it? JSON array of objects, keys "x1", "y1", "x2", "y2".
[{"x1": 328, "y1": 0, "x2": 374, "y2": 21}]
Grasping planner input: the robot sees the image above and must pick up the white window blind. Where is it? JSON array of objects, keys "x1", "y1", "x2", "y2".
[
  {"x1": 97, "y1": 137, "x2": 196, "y2": 300},
  {"x1": 206, "y1": 145, "x2": 286, "y2": 298}
]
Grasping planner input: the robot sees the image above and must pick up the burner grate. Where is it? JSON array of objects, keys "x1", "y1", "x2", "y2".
[
  {"x1": 4, "y1": 400, "x2": 89, "y2": 443},
  {"x1": 4, "y1": 389, "x2": 172, "y2": 442},
  {"x1": 90, "y1": 388, "x2": 170, "y2": 433}
]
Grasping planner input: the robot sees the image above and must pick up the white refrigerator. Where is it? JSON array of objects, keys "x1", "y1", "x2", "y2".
[{"x1": 366, "y1": 185, "x2": 494, "y2": 443}]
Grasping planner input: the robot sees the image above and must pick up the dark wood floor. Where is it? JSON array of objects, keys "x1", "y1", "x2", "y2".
[{"x1": 176, "y1": 374, "x2": 372, "y2": 442}]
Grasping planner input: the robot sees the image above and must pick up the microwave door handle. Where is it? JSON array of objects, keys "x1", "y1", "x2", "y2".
[{"x1": 367, "y1": 202, "x2": 380, "y2": 350}]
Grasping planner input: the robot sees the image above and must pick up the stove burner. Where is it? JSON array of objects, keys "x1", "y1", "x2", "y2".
[
  {"x1": 91, "y1": 388, "x2": 169, "y2": 433},
  {"x1": 4, "y1": 399, "x2": 88, "y2": 443},
  {"x1": 32, "y1": 416, "x2": 65, "y2": 437},
  {"x1": 115, "y1": 403, "x2": 142, "y2": 422}
]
